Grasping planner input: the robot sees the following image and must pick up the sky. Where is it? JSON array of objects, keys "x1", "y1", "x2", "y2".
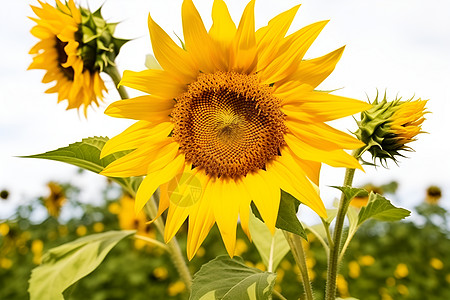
[{"x1": 1, "y1": 0, "x2": 449, "y2": 222}]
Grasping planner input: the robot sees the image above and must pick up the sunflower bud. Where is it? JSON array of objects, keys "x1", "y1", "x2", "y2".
[
  {"x1": 355, "y1": 93, "x2": 427, "y2": 165},
  {"x1": 77, "y1": 6, "x2": 129, "y2": 73}
]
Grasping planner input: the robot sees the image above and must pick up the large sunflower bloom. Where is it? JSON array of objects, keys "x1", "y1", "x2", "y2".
[
  {"x1": 101, "y1": 0, "x2": 371, "y2": 259},
  {"x1": 28, "y1": 0, "x2": 106, "y2": 115}
]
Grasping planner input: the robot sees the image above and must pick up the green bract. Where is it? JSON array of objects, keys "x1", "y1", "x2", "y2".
[{"x1": 77, "y1": 6, "x2": 129, "y2": 73}]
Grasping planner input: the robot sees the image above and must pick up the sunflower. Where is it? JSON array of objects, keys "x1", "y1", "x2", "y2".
[
  {"x1": 28, "y1": 0, "x2": 106, "y2": 116},
  {"x1": 101, "y1": 0, "x2": 371, "y2": 259}
]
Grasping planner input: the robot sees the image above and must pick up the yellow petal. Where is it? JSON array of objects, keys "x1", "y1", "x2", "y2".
[
  {"x1": 120, "y1": 69, "x2": 186, "y2": 98},
  {"x1": 146, "y1": 182, "x2": 170, "y2": 224},
  {"x1": 286, "y1": 120, "x2": 365, "y2": 150},
  {"x1": 134, "y1": 154, "x2": 185, "y2": 214},
  {"x1": 243, "y1": 171, "x2": 280, "y2": 234},
  {"x1": 230, "y1": 0, "x2": 257, "y2": 74},
  {"x1": 104, "y1": 95, "x2": 174, "y2": 121},
  {"x1": 286, "y1": 149, "x2": 321, "y2": 186},
  {"x1": 182, "y1": 0, "x2": 216, "y2": 73},
  {"x1": 287, "y1": 46, "x2": 345, "y2": 88},
  {"x1": 282, "y1": 91, "x2": 372, "y2": 122},
  {"x1": 212, "y1": 179, "x2": 240, "y2": 257},
  {"x1": 285, "y1": 133, "x2": 363, "y2": 170},
  {"x1": 148, "y1": 14, "x2": 197, "y2": 83},
  {"x1": 268, "y1": 158, "x2": 326, "y2": 219},
  {"x1": 260, "y1": 20, "x2": 328, "y2": 84},
  {"x1": 186, "y1": 177, "x2": 215, "y2": 260},
  {"x1": 256, "y1": 5, "x2": 300, "y2": 72},
  {"x1": 101, "y1": 121, "x2": 173, "y2": 158},
  {"x1": 100, "y1": 140, "x2": 170, "y2": 177},
  {"x1": 237, "y1": 179, "x2": 252, "y2": 240},
  {"x1": 209, "y1": 0, "x2": 236, "y2": 70}
]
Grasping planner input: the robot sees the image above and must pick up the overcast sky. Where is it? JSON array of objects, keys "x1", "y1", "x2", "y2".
[{"x1": 1, "y1": 0, "x2": 449, "y2": 221}]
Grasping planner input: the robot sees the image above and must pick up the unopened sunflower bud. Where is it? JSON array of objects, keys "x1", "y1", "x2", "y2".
[{"x1": 355, "y1": 93, "x2": 427, "y2": 165}]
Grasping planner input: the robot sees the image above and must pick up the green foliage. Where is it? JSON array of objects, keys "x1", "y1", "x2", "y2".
[
  {"x1": 190, "y1": 256, "x2": 276, "y2": 300},
  {"x1": 358, "y1": 192, "x2": 410, "y2": 225},
  {"x1": 248, "y1": 212, "x2": 289, "y2": 271},
  {"x1": 21, "y1": 137, "x2": 142, "y2": 194},
  {"x1": 29, "y1": 230, "x2": 135, "y2": 300}
]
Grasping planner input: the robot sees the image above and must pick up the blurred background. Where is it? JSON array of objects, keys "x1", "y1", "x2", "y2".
[{"x1": 1, "y1": 0, "x2": 449, "y2": 299}]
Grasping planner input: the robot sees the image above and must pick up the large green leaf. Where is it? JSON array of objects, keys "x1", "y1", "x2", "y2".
[
  {"x1": 21, "y1": 137, "x2": 142, "y2": 194},
  {"x1": 251, "y1": 190, "x2": 307, "y2": 239},
  {"x1": 29, "y1": 230, "x2": 135, "y2": 300},
  {"x1": 358, "y1": 192, "x2": 410, "y2": 225},
  {"x1": 248, "y1": 212, "x2": 290, "y2": 271},
  {"x1": 190, "y1": 256, "x2": 276, "y2": 300}
]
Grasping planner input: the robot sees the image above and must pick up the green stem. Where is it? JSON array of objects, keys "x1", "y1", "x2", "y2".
[
  {"x1": 284, "y1": 231, "x2": 315, "y2": 300},
  {"x1": 134, "y1": 234, "x2": 169, "y2": 251},
  {"x1": 105, "y1": 65, "x2": 129, "y2": 99},
  {"x1": 272, "y1": 289, "x2": 288, "y2": 300},
  {"x1": 325, "y1": 149, "x2": 361, "y2": 300},
  {"x1": 145, "y1": 192, "x2": 193, "y2": 292}
]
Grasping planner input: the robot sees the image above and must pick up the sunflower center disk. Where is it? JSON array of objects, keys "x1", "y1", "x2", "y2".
[
  {"x1": 172, "y1": 71, "x2": 286, "y2": 179},
  {"x1": 54, "y1": 37, "x2": 75, "y2": 80}
]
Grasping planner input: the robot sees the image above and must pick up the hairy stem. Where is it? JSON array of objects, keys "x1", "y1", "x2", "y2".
[
  {"x1": 145, "y1": 193, "x2": 192, "y2": 291},
  {"x1": 325, "y1": 149, "x2": 361, "y2": 300},
  {"x1": 284, "y1": 231, "x2": 315, "y2": 300}
]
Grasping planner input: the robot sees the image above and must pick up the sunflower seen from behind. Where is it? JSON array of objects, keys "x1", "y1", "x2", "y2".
[
  {"x1": 28, "y1": 0, "x2": 127, "y2": 116},
  {"x1": 101, "y1": 0, "x2": 372, "y2": 259}
]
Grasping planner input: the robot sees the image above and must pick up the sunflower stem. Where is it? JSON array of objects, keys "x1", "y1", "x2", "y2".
[
  {"x1": 324, "y1": 148, "x2": 361, "y2": 300},
  {"x1": 105, "y1": 65, "x2": 129, "y2": 99},
  {"x1": 272, "y1": 289, "x2": 288, "y2": 300},
  {"x1": 144, "y1": 192, "x2": 192, "y2": 292},
  {"x1": 284, "y1": 231, "x2": 315, "y2": 300}
]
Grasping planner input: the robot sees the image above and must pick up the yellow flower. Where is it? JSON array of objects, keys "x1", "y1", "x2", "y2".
[
  {"x1": 101, "y1": 0, "x2": 371, "y2": 259},
  {"x1": 167, "y1": 281, "x2": 186, "y2": 296},
  {"x1": 348, "y1": 260, "x2": 360, "y2": 278},
  {"x1": 28, "y1": 0, "x2": 120, "y2": 116},
  {"x1": 430, "y1": 257, "x2": 444, "y2": 270},
  {"x1": 43, "y1": 182, "x2": 66, "y2": 217},
  {"x1": 31, "y1": 239, "x2": 44, "y2": 265},
  {"x1": 117, "y1": 194, "x2": 153, "y2": 237},
  {"x1": 394, "y1": 263, "x2": 409, "y2": 278},
  {"x1": 356, "y1": 93, "x2": 427, "y2": 164},
  {"x1": 425, "y1": 186, "x2": 441, "y2": 205},
  {"x1": 358, "y1": 255, "x2": 375, "y2": 266}
]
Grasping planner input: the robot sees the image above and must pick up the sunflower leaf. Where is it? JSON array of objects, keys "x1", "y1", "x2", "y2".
[
  {"x1": 28, "y1": 230, "x2": 135, "y2": 300},
  {"x1": 190, "y1": 255, "x2": 276, "y2": 300},
  {"x1": 248, "y1": 212, "x2": 290, "y2": 271},
  {"x1": 358, "y1": 192, "x2": 410, "y2": 225},
  {"x1": 251, "y1": 191, "x2": 306, "y2": 239},
  {"x1": 331, "y1": 186, "x2": 368, "y2": 203},
  {"x1": 21, "y1": 137, "x2": 142, "y2": 195}
]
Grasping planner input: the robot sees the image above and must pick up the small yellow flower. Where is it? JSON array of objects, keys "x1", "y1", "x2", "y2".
[
  {"x1": 153, "y1": 267, "x2": 169, "y2": 280},
  {"x1": 397, "y1": 284, "x2": 409, "y2": 296},
  {"x1": 93, "y1": 222, "x2": 105, "y2": 233},
  {"x1": 43, "y1": 182, "x2": 66, "y2": 218},
  {"x1": 425, "y1": 186, "x2": 442, "y2": 205},
  {"x1": 336, "y1": 274, "x2": 349, "y2": 298},
  {"x1": 0, "y1": 223, "x2": 10, "y2": 236},
  {"x1": 348, "y1": 260, "x2": 360, "y2": 278},
  {"x1": 31, "y1": 239, "x2": 44, "y2": 265},
  {"x1": 430, "y1": 257, "x2": 444, "y2": 270},
  {"x1": 100, "y1": 0, "x2": 371, "y2": 259},
  {"x1": 233, "y1": 238, "x2": 248, "y2": 256},
  {"x1": 356, "y1": 93, "x2": 427, "y2": 165},
  {"x1": 358, "y1": 255, "x2": 375, "y2": 266},
  {"x1": 167, "y1": 281, "x2": 186, "y2": 296},
  {"x1": 0, "y1": 258, "x2": 13, "y2": 269},
  {"x1": 394, "y1": 263, "x2": 409, "y2": 278},
  {"x1": 76, "y1": 225, "x2": 87, "y2": 236}
]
